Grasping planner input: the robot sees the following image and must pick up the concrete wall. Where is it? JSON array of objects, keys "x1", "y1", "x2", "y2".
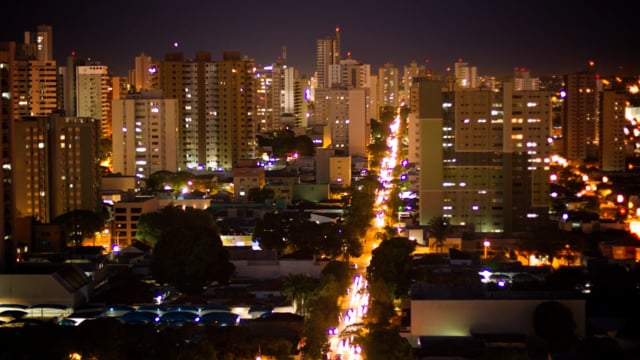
[
  {"x1": 411, "y1": 298, "x2": 585, "y2": 338},
  {"x1": 0, "y1": 274, "x2": 87, "y2": 307},
  {"x1": 231, "y1": 260, "x2": 327, "y2": 279}
]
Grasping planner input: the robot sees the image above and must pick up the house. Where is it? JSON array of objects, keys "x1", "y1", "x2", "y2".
[{"x1": 0, "y1": 263, "x2": 91, "y2": 308}]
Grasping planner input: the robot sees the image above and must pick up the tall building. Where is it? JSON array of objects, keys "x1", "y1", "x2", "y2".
[
  {"x1": 414, "y1": 78, "x2": 445, "y2": 227},
  {"x1": 212, "y1": 51, "x2": 258, "y2": 169},
  {"x1": 76, "y1": 64, "x2": 112, "y2": 138},
  {"x1": 401, "y1": 60, "x2": 427, "y2": 106},
  {"x1": 502, "y1": 82, "x2": 553, "y2": 232},
  {"x1": 151, "y1": 51, "x2": 215, "y2": 170},
  {"x1": 513, "y1": 68, "x2": 541, "y2": 91},
  {"x1": 282, "y1": 66, "x2": 310, "y2": 129},
  {"x1": 600, "y1": 90, "x2": 627, "y2": 172},
  {"x1": 562, "y1": 67, "x2": 601, "y2": 162},
  {"x1": 417, "y1": 76, "x2": 552, "y2": 234},
  {"x1": 454, "y1": 60, "x2": 478, "y2": 89},
  {"x1": 378, "y1": 62, "x2": 399, "y2": 108},
  {"x1": 112, "y1": 90, "x2": 179, "y2": 179},
  {"x1": 256, "y1": 62, "x2": 285, "y2": 132},
  {"x1": 313, "y1": 87, "x2": 370, "y2": 157},
  {"x1": 329, "y1": 57, "x2": 371, "y2": 89},
  {"x1": 11, "y1": 49, "x2": 57, "y2": 118},
  {"x1": 13, "y1": 114, "x2": 101, "y2": 223},
  {"x1": 22, "y1": 25, "x2": 53, "y2": 62},
  {"x1": 315, "y1": 28, "x2": 341, "y2": 89},
  {"x1": 60, "y1": 52, "x2": 82, "y2": 117},
  {"x1": 1, "y1": 25, "x2": 56, "y2": 270},
  {"x1": 0, "y1": 42, "x2": 16, "y2": 270},
  {"x1": 131, "y1": 52, "x2": 153, "y2": 91},
  {"x1": 296, "y1": 76, "x2": 312, "y2": 128}
]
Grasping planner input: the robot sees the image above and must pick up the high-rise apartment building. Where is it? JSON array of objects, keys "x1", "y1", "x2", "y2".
[
  {"x1": 600, "y1": 90, "x2": 628, "y2": 172},
  {"x1": 256, "y1": 63, "x2": 285, "y2": 132},
  {"x1": 22, "y1": 25, "x2": 53, "y2": 62},
  {"x1": 454, "y1": 60, "x2": 478, "y2": 89},
  {"x1": 513, "y1": 68, "x2": 541, "y2": 91},
  {"x1": 562, "y1": 68, "x2": 601, "y2": 162},
  {"x1": 151, "y1": 51, "x2": 215, "y2": 170},
  {"x1": 416, "y1": 75, "x2": 552, "y2": 235},
  {"x1": 503, "y1": 82, "x2": 553, "y2": 232},
  {"x1": 112, "y1": 90, "x2": 179, "y2": 178},
  {"x1": 401, "y1": 60, "x2": 427, "y2": 106},
  {"x1": 76, "y1": 64, "x2": 112, "y2": 138},
  {"x1": 315, "y1": 28, "x2": 341, "y2": 89},
  {"x1": 132, "y1": 52, "x2": 153, "y2": 91},
  {"x1": 60, "y1": 53, "x2": 81, "y2": 117},
  {"x1": 378, "y1": 62, "x2": 399, "y2": 108},
  {"x1": 212, "y1": 51, "x2": 258, "y2": 169},
  {"x1": 13, "y1": 114, "x2": 101, "y2": 223},
  {"x1": 1, "y1": 25, "x2": 56, "y2": 270},
  {"x1": 329, "y1": 58, "x2": 371, "y2": 89},
  {"x1": 313, "y1": 87, "x2": 370, "y2": 157},
  {"x1": 11, "y1": 51, "x2": 57, "y2": 118},
  {"x1": 0, "y1": 42, "x2": 16, "y2": 270}
]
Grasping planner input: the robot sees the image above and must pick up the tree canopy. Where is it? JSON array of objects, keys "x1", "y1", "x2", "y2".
[
  {"x1": 136, "y1": 206, "x2": 216, "y2": 246},
  {"x1": 52, "y1": 209, "x2": 108, "y2": 245},
  {"x1": 367, "y1": 237, "x2": 416, "y2": 298},
  {"x1": 427, "y1": 215, "x2": 452, "y2": 252},
  {"x1": 151, "y1": 224, "x2": 235, "y2": 293}
]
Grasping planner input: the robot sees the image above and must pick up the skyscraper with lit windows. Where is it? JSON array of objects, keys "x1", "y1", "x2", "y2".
[
  {"x1": 562, "y1": 67, "x2": 601, "y2": 162},
  {"x1": 315, "y1": 28, "x2": 341, "y2": 89},
  {"x1": 76, "y1": 64, "x2": 112, "y2": 138},
  {"x1": 416, "y1": 73, "x2": 553, "y2": 235},
  {"x1": 112, "y1": 90, "x2": 179, "y2": 178},
  {"x1": 211, "y1": 51, "x2": 258, "y2": 169},
  {"x1": 13, "y1": 114, "x2": 101, "y2": 223},
  {"x1": 378, "y1": 62, "x2": 399, "y2": 108},
  {"x1": 0, "y1": 41, "x2": 16, "y2": 271},
  {"x1": 151, "y1": 51, "x2": 215, "y2": 170}
]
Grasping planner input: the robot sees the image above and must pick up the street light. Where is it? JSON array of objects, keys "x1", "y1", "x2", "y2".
[{"x1": 483, "y1": 240, "x2": 491, "y2": 260}]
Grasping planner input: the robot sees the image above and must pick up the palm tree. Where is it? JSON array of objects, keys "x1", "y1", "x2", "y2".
[
  {"x1": 427, "y1": 216, "x2": 452, "y2": 253},
  {"x1": 282, "y1": 274, "x2": 318, "y2": 317}
]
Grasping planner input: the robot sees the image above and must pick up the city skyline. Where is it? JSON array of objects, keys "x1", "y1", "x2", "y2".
[{"x1": 3, "y1": 0, "x2": 639, "y2": 78}]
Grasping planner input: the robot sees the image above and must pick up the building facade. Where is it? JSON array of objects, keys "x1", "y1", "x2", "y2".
[{"x1": 112, "y1": 89, "x2": 179, "y2": 179}]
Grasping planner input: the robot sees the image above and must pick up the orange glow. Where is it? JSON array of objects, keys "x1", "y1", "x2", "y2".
[{"x1": 630, "y1": 221, "x2": 640, "y2": 238}]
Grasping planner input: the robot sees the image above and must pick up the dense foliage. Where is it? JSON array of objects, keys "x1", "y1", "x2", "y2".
[{"x1": 151, "y1": 224, "x2": 235, "y2": 293}]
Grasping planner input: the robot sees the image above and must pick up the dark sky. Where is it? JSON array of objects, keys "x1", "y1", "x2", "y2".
[{"x1": 3, "y1": 0, "x2": 639, "y2": 78}]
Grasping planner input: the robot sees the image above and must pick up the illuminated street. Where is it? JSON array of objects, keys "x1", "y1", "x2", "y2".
[{"x1": 328, "y1": 108, "x2": 404, "y2": 359}]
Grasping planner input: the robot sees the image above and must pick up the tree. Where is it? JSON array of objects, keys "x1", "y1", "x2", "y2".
[
  {"x1": 533, "y1": 301, "x2": 580, "y2": 355},
  {"x1": 151, "y1": 224, "x2": 235, "y2": 293},
  {"x1": 427, "y1": 215, "x2": 452, "y2": 253},
  {"x1": 247, "y1": 186, "x2": 275, "y2": 204},
  {"x1": 282, "y1": 273, "x2": 319, "y2": 316},
  {"x1": 293, "y1": 135, "x2": 315, "y2": 156},
  {"x1": 252, "y1": 211, "x2": 288, "y2": 253},
  {"x1": 136, "y1": 206, "x2": 216, "y2": 246},
  {"x1": 367, "y1": 237, "x2": 416, "y2": 298},
  {"x1": 363, "y1": 326, "x2": 413, "y2": 360},
  {"x1": 52, "y1": 209, "x2": 107, "y2": 245}
]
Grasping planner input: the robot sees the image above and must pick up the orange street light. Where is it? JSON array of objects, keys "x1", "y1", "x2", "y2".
[{"x1": 483, "y1": 240, "x2": 491, "y2": 260}]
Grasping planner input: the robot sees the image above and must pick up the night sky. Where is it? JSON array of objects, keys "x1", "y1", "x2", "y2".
[{"x1": 3, "y1": 0, "x2": 639, "y2": 78}]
